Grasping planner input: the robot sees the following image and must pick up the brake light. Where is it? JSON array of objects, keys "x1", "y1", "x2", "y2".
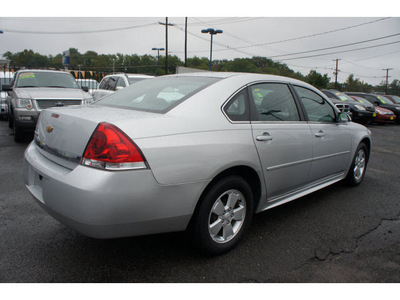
[{"x1": 81, "y1": 122, "x2": 147, "y2": 170}]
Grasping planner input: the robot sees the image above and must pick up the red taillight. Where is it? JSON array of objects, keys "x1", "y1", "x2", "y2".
[{"x1": 81, "y1": 122, "x2": 147, "y2": 170}]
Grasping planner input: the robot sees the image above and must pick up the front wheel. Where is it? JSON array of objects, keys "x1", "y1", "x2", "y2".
[
  {"x1": 188, "y1": 175, "x2": 254, "y2": 256},
  {"x1": 345, "y1": 143, "x2": 368, "y2": 186}
]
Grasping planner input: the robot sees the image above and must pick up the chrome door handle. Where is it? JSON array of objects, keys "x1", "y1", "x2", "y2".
[
  {"x1": 256, "y1": 133, "x2": 273, "y2": 141},
  {"x1": 315, "y1": 130, "x2": 326, "y2": 138}
]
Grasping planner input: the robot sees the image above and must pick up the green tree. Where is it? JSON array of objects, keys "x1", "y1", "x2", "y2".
[{"x1": 305, "y1": 70, "x2": 330, "y2": 89}]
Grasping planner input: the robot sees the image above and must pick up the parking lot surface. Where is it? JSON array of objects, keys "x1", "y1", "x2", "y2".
[{"x1": 0, "y1": 120, "x2": 399, "y2": 283}]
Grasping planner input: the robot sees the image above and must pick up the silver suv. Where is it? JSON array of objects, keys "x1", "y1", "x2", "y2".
[
  {"x1": 2, "y1": 69, "x2": 93, "y2": 142},
  {"x1": 92, "y1": 73, "x2": 154, "y2": 101}
]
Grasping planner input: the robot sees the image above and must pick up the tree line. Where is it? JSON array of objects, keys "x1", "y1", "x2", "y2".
[{"x1": 2, "y1": 48, "x2": 399, "y2": 95}]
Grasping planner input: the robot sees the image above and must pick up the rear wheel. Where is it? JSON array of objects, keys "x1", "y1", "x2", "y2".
[
  {"x1": 345, "y1": 143, "x2": 368, "y2": 186},
  {"x1": 188, "y1": 175, "x2": 254, "y2": 256}
]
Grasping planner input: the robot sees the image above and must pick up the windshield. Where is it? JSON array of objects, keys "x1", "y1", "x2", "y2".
[
  {"x1": 334, "y1": 92, "x2": 358, "y2": 103},
  {"x1": 388, "y1": 95, "x2": 400, "y2": 104},
  {"x1": 97, "y1": 76, "x2": 220, "y2": 113},
  {"x1": 354, "y1": 97, "x2": 374, "y2": 106},
  {"x1": 16, "y1": 72, "x2": 80, "y2": 89},
  {"x1": 377, "y1": 95, "x2": 395, "y2": 104},
  {"x1": 77, "y1": 80, "x2": 99, "y2": 89}
]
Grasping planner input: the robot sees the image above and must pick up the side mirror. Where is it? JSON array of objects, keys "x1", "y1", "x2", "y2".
[
  {"x1": 81, "y1": 86, "x2": 89, "y2": 92},
  {"x1": 338, "y1": 112, "x2": 351, "y2": 123},
  {"x1": 1, "y1": 84, "x2": 12, "y2": 92}
]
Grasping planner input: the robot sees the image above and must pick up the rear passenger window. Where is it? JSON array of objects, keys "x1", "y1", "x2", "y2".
[
  {"x1": 294, "y1": 86, "x2": 336, "y2": 123},
  {"x1": 223, "y1": 89, "x2": 249, "y2": 122},
  {"x1": 249, "y1": 83, "x2": 300, "y2": 122}
]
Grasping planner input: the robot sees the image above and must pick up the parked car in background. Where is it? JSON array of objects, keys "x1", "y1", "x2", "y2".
[
  {"x1": 1, "y1": 69, "x2": 93, "y2": 142},
  {"x1": 76, "y1": 79, "x2": 99, "y2": 96},
  {"x1": 321, "y1": 89, "x2": 375, "y2": 124},
  {"x1": 0, "y1": 71, "x2": 13, "y2": 120},
  {"x1": 384, "y1": 94, "x2": 400, "y2": 105},
  {"x1": 23, "y1": 72, "x2": 371, "y2": 255},
  {"x1": 349, "y1": 95, "x2": 396, "y2": 124},
  {"x1": 92, "y1": 73, "x2": 154, "y2": 101},
  {"x1": 346, "y1": 92, "x2": 400, "y2": 124}
]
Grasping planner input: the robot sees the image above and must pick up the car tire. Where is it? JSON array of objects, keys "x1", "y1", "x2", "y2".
[
  {"x1": 188, "y1": 175, "x2": 254, "y2": 256},
  {"x1": 345, "y1": 142, "x2": 368, "y2": 186}
]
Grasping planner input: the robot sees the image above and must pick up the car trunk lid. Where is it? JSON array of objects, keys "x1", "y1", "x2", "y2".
[{"x1": 34, "y1": 105, "x2": 160, "y2": 169}]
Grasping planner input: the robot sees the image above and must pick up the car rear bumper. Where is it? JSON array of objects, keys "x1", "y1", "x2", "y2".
[{"x1": 23, "y1": 142, "x2": 208, "y2": 238}]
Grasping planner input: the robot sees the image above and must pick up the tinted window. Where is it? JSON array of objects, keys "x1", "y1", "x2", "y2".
[
  {"x1": 105, "y1": 77, "x2": 117, "y2": 91},
  {"x1": 224, "y1": 89, "x2": 249, "y2": 121},
  {"x1": 377, "y1": 95, "x2": 394, "y2": 104},
  {"x1": 295, "y1": 86, "x2": 336, "y2": 123},
  {"x1": 15, "y1": 72, "x2": 79, "y2": 89},
  {"x1": 249, "y1": 83, "x2": 300, "y2": 121},
  {"x1": 97, "y1": 76, "x2": 220, "y2": 113},
  {"x1": 388, "y1": 95, "x2": 400, "y2": 104},
  {"x1": 362, "y1": 95, "x2": 379, "y2": 104},
  {"x1": 99, "y1": 77, "x2": 110, "y2": 90}
]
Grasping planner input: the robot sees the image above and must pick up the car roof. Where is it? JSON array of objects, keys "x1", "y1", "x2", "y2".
[
  {"x1": 104, "y1": 73, "x2": 153, "y2": 78},
  {"x1": 169, "y1": 71, "x2": 315, "y2": 87}
]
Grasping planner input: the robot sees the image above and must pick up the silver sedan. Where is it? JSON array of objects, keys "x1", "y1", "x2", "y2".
[{"x1": 23, "y1": 72, "x2": 371, "y2": 255}]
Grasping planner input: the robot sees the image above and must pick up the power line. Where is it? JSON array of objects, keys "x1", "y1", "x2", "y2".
[
  {"x1": 268, "y1": 32, "x2": 400, "y2": 59},
  {"x1": 202, "y1": 17, "x2": 392, "y2": 53},
  {"x1": 2, "y1": 22, "x2": 158, "y2": 34},
  {"x1": 351, "y1": 49, "x2": 400, "y2": 62},
  {"x1": 278, "y1": 40, "x2": 400, "y2": 61},
  {"x1": 171, "y1": 25, "x2": 257, "y2": 58}
]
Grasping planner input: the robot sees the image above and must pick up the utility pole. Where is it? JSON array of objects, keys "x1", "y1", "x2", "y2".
[
  {"x1": 383, "y1": 68, "x2": 393, "y2": 94},
  {"x1": 184, "y1": 17, "x2": 188, "y2": 67},
  {"x1": 159, "y1": 18, "x2": 174, "y2": 75},
  {"x1": 333, "y1": 59, "x2": 341, "y2": 90}
]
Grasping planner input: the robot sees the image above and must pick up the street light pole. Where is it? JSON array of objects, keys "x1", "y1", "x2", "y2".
[
  {"x1": 201, "y1": 28, "x2": 223, "y2": 71},
  {"x1": 152, "y1": 47, "x2": 165, "y2": 76},
  {"x1": 78, "y1": 65, "x2": 82, "y2": 80}
]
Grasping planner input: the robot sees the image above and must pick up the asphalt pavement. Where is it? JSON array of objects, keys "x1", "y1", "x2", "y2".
[{"x1": 0, "y1": 119, "x2": 399, "y2": 283}]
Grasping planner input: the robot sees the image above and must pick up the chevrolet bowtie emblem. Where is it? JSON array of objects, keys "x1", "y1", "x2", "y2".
[{"x1": 46, "y1": 125, "x2": 54, "y2": 133}]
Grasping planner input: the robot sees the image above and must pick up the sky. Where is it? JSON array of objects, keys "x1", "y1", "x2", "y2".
[{"x1": 1, "y1": 1, "x2": 399, "y2": 86}]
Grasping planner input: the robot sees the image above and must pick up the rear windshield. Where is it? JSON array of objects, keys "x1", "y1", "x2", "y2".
[
  {"x1": 16, "y1": 72, "x2": 79, "y2": 89},
  {"x1": 96, "y1": 76, "x2": 220, "y2": 113}
]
